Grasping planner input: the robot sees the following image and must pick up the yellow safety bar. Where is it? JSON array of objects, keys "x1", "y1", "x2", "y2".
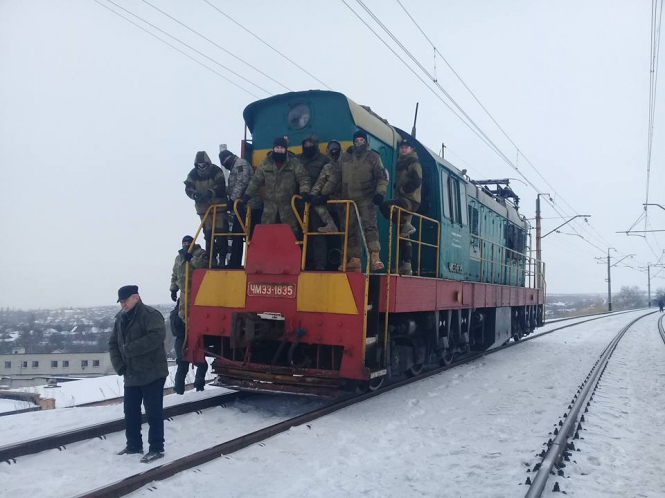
[{"x1": 183, "y1": 200, "x2": 252, "y2": 354}]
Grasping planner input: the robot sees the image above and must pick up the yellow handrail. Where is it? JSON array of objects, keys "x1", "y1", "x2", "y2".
[{"x1": 183, "y1": 201, "x2": 252, "y2": 355}]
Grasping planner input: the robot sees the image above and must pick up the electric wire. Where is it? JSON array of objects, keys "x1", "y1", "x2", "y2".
[
  {"x1": 142, "y1": 0, "x2": 292, "y2": 92},
  {"x1": 394, "y1": 0, "x2": 621, "y2": 259},
  {"x1": 201, "y1": 0, "x2": 332, "y2": 90},
  {"x1": 103, "y1": 0, "x2": 271, "y2": 95},
  {"x1": 92, "y1": 0, "x2": 260, "y2": 98}
]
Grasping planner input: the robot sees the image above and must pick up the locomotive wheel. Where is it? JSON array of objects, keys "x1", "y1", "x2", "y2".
[
  {"x1": 440, "y1": 350, "x2": 455, "y2": 366},
  {"x1": 406, "y1": 361, "x2": 424, "y2": 377}
]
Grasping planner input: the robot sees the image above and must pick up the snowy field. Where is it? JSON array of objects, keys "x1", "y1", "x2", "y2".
[
  {"x1": 124, "y1": 311, "x2": 654, "y2": 498},
  {"x1": 550, "y1": 312, "x2": 665, "y2": 497},
  {"x1": 10, "y1": 360, "x2": 216, "y2": 408},
  {"x1": 0, "y1": 398, "x2": 34, "y2": 414},
  {"x1": 0, "y1": 310, "x2": 657, "y2": 497}
]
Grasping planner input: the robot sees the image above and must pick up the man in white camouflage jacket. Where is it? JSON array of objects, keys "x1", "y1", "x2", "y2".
[{"x1": 219, "y1": 147, "x2": 262, "y2": 268}]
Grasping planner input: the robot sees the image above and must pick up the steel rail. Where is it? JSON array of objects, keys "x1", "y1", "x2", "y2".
[
  {"x1": 659, "y1": 313, "x2": 665, "y2": 345},
  {"x1": 0, "y1": 391, "x2": 245, "y2": 463},
  {"x1": 71, "y1": 310, "x2": 652, "y2": 498},
  {"x1": 73, "y1": 380, "x2": 214, "y2": 408},
  {"x1": 524, "y1": 311, "x2": 656, "y2": 497},
  {"x1": 544, "y1": 307, "x2": 643, "y2": 325}
]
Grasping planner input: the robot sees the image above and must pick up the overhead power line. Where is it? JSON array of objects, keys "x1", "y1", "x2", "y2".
[
  {"x1": 201, "y1": 0, "x2": 332, "y2": 91},
  {"x1": 103, "y1": 0, "x2": 271, "y2": 95},
  {"x1": 393, "y1": 0, "x2": 621, "y2": 256},
  {"x1": 92, "y1": 0, "x2": 260, "y2": 98},
  {"x1": 142, "y1": 0, "x2": 292, "y2": 92}
]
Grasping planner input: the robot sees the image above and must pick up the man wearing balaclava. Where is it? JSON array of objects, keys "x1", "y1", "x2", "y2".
[
  {"x1": 184, "y1": 151, "x2": 227, "y2": 267},
  {"x1": 339, "y1": 130, "x2": 388, "y2": 271},
  {"x1": 310, "y1": 140, "x2": 343, "y2": 234},
  {"x1": 297, "y1": 134, "x2": 331, "y2": 270},
  {"x1": 242, "y1": 136, "x2": 311, "y2": 236}
]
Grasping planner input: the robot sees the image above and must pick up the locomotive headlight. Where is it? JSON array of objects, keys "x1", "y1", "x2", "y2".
[{"x1": 287, "y1": 102, "x2": 311, "y2": 129}]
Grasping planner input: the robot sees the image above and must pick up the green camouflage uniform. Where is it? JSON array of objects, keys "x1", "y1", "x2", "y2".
[
  {"x1": 340, "y1": 145, "x2": 388, "y2": 258},
  {"x1": 382, "y1": 150, "x2": 422, "y2": 264},
  {"x1": 297, "y1": 135, "x2": 331, "y2": 270},
  {"x1": 169, "y1": 244, "x2": 208, "y2": 319},
  {"x1": 184, "y1": 152, "x2": 227, "y2": 231},
  {"x1": 311, "y1": 159, "x2": 342, "y2": 225},
  {"x1": 245, "y1": 152, "x2": 311, "y2": 236}
]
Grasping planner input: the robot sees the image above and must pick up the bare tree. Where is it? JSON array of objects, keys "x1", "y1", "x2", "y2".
[{"x1": 614, "y1": 286, "x2": 647, "y2": 310}]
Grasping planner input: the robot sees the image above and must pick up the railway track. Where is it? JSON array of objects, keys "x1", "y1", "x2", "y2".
[
  {"x1": 658, "y1": 313, "x2": 665, "y2": 344},
  {"x1": 522, "y1": 311, "x2": 657, "y2": 497},
  {"x1": 69, "y1": 309, "x2": 651, "y2": 498},
  {"x1": 0, "y1": 391, "x2": 245, "y2": 462}
]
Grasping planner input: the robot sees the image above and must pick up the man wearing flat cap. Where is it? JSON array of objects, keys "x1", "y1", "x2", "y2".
[{"x1": 109, "y1": 285, "x2": 169, "y2": 464}]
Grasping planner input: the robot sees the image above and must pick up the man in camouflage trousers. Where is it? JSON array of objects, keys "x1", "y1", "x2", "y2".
[
  {"x1": 310, "y1": 140, "x2": 342, "y2": 233},
  {"x1": 339, "y1": 130, "x2": 388, "y2": 271},
  {"x1": 297, "y1": 134, "x2": 331, "y2": 270},
  {"x1": 184, "y1": 151, "x2": 228, "y2": 267},
  {"x1": 169, "y1": 235, "x2": 209, "y2": 394},
  {"x1": 219, "y1": 147, "x2": 262, "y2": 268},
  {"x1": 242, "y1": 136, "x2": 311, "y2": 237},
  {"x1": 381, "y1": 137, "x2": 422, "y2": 275}
]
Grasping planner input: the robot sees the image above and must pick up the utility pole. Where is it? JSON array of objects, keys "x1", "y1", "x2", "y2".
[
  {"x1": 535, "y1": 193, "x2": 551, "y2": 288},
  {"x1": 607, "y1": 248, "x2": 612, "y2": 312},
  {"x1": 648, "y1": 264, "x2": 651, "y2": 307},
  {"x1": 441, "y1": 142, "x2": 446, "y2": 158}
]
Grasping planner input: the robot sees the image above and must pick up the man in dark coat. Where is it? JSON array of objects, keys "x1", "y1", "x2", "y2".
[{"x1": 109, "y1": 285, "x2": 169, "y2": 463}]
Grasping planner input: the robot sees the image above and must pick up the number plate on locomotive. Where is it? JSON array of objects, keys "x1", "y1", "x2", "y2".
[{"x1": 247, "y1": 282, "x2": 296, "y2": 298}]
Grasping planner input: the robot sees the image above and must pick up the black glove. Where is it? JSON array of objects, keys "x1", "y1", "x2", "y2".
[
  {"x1": 183, "y1": 251, "x2": 193, "y2": 262},
  {"x1": 373, "y1": 193, "x2": 385, "y2": 206},
  {"x1": 312, "y1": 195, "x2": 328, "y2": 206},
  {"x1": 171, "y1": 290, "x2": 178, "y2": 302},
  {"x1": 118, "y1": 366, "x2": 126, "y2": 376},
  {"x1": 240, "y1": 194, "x2": 252, "y2": 204},
  {"x1": 198, "y1": 190, "x2": 212, "y2": 202},
  {"x1": 224, "y1": 196, "x2": 233, "y2": 212},
  {"x1": 301, "y1": 192, "x2": 312, "y2": 203},
  {"x1": 193, "y1": 192, "x2": 202, "y2": 202}
]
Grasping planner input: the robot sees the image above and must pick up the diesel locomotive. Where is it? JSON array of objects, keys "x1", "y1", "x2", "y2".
[{"x1": 183, "y1": 90, "x2": 545, "y2": 397}]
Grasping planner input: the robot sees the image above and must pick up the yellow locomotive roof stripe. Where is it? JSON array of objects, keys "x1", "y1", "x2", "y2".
[
  {"x1": 250, "y1": 141, "x2": 353, "y2": 167},
  {"x1": 194, "y1": 270, "x2": 247, "y2": 308},
  {"x1": 296, "y1": 272, "x2": 359, "y2": 315}
]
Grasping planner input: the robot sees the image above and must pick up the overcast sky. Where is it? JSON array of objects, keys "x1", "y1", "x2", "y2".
[{"x1": 1, "y1": 0, "x2": 664, "y2": 309}]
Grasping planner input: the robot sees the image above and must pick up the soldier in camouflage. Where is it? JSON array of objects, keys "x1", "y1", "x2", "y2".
[
  {"x1": 169, "y1": 235, "x2": 208, "y2": 319},
  {"x1": 219, "y1": 147, "x2": 262, "y2": 268},
  {"x1": 310, "y1": 140, "x2": 342, "y2": 233},
  {"x1": 297, "y1": 134, "x2": 331, "y2": 270},
  {"x1": 340, "y1": 130, "x2": 388, "y2": 271},
  {"x1": 184, "y1": 151, "x2": 227, "y2": 267},
  {"x1": 241, "y1": 136, "x2": 311, "y2": 237},
  {"x1": 381, "y1": 137, "x2": 423, "y2": 275}
]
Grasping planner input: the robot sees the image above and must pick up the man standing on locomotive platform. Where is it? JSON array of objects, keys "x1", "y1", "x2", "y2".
[
  {"x1": 339, "y1": 130, "x2": 388, "y2": 271},
  {"x1": 297, "y1": 134, "x2": 331, "y2": 270},
  {"x1": 184, "y1": 151, "x2": 228, "y2": 267},
  {"x1": 109, "y1": 285, "x2": 169, "y2": 464},
  {"x1": 310, "y1": 140, "x2": 343, "y2": 234},
  {"x1": 380, "y1": 137, "x2": 422, "y2": 276},
  {"x1": 169, "y1": 235, "x2": 209, "y2": 394},
  {"x1": 219, "y1": 147, "x2": 263, "y2": 268},
  {"x1": 241, "y1": 136, "x2": 311, "y2": 237}
]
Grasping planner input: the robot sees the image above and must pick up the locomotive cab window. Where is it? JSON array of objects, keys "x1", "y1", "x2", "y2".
[
  {"x1": 287, "y1": 102, "x2": 312, "y2": 130},
  {"x1": 448, "y1": 176, "x2": 462, "y2": 224}
]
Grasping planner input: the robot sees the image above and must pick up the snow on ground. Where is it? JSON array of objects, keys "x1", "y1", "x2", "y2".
[
  {"x1": 550, "y1": 312, "x2": 665, "y2": 497},
  {"x1": 0, "y1": 395, "x2": 324, "y2": 497},
  {"x1": 0, "y1": 398, "x2": 33, "y2": 414},
  {"x1": 121, "y1": 311, "x2": 654, "y2": 498},
  {"x1": 11, "y1": 360, "x2": 216, "y2": 407}
]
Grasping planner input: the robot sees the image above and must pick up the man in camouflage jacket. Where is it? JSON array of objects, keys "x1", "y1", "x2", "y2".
[
  {"x1": 339, "y1": 130, "x2": 388, "y2": 271},
  {"x1": 169, "y1": 235, "x2": 208, "y2": 319},
  {"x1": 184, "y1": 151, "x2": 227, "y2": 267},
  {"x1": 242, "y1": 136, "x2": 311, "y2": 236},
  {"x1": 310, "y1": 140, "x2": 343, "y2": 233},
  {"x1": 381, "y1": 137, "x2": 422, "y2": 275},
  {"x1": 297, "y1": 134, "x2": 331, "y2": 270}
]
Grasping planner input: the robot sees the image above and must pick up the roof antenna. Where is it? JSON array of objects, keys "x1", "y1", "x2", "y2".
[{"x1": 411, "y1": 102, "x2": 419, "y2": 138}]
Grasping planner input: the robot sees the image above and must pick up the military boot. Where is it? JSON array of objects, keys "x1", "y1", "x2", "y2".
[
  {"x1": 400, "y1": 222, "x2": 416, "y2": 237},
  {"x1": 340, "y1": 257, "x2": 361, "y2": 272},
  {"x1": 317, "y1": 218, "x2": 339, "y2": 233},
  {"x1": 371, "y1": 252, "x2": 384, "y2": 271},
  {"x1": 398, "y1": 261, "x2": 413, "y2": 276}
]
